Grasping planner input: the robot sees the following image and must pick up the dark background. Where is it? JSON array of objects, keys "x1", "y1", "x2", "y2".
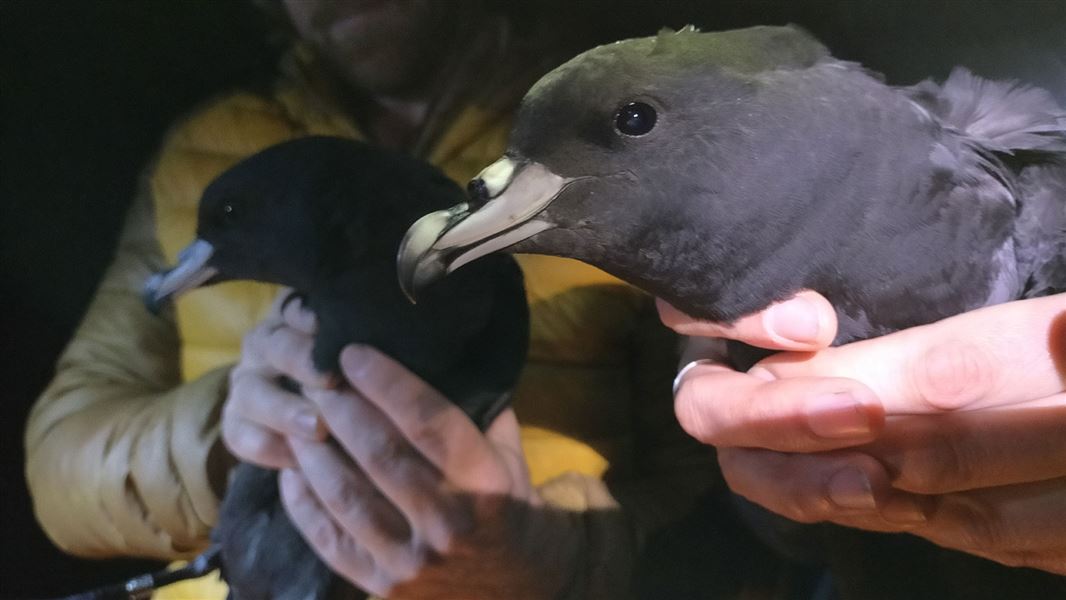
[{"x1": 1, "y1": 1, "x2": 1063, "y2": 598}]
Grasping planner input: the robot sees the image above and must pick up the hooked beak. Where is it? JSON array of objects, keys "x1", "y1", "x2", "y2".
[
  {"x1": 143, "y1": 239, "x2": 219, "y2": 313},
  {"x1": 397, "y1": 156, "x2": 570, "y2": 301}
]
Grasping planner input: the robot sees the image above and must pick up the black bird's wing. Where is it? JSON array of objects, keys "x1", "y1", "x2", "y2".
[{"x1": 215, "y1": 464, "x2": 365, "y2": 600}]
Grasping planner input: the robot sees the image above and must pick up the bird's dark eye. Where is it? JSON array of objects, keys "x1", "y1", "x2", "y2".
[
  {"x1": 221, "y1": 203, "x2": 236, "y2": 223},
  {"x1": 614, "y1": 101, "x2": 657, "y2": 137}
]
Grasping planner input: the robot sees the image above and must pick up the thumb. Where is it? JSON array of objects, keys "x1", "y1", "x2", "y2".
[{"x1": 657, "y1": 290, "x2": 838, "y2": 351}]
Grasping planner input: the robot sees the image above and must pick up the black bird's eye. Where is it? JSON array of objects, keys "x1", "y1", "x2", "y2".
[
  {"x1": 221, "y1": 203, "x2": 236, "y2": 224},
  {"x1": 614, "y1": 101, "x2": 657, "y2": 137}
]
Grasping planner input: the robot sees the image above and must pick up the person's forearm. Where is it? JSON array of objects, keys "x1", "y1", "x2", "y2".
[
  {"x1": 24, "y1": 186, "x2": 231, "y2": 559},
  {"x1": 26, "y1": 363, "x2": 229, "y2": 558}
]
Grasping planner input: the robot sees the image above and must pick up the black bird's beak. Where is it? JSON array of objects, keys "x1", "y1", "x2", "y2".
[
  {"x1": 397, "y1": 156, "x2": 570, "y2": 301},
  {"x1": 143, "y1": 239, "x2": 219, "y2": 313}
]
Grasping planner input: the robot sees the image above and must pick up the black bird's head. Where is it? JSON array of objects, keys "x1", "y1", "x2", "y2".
[
  {"x1": 398, "y1": 26, "x2": 927, "y2": 319},
  {"x1": 145, "y1": 136, "x2": 465, "y2": 311}
]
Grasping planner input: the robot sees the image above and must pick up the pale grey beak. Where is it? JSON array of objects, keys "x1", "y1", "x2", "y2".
[
  {"x1": 143, "y1": 239, "x2": 219, "y2": 313},
  {"x1": 397, "y1": 157, "x2": 569, "y2": 301}
]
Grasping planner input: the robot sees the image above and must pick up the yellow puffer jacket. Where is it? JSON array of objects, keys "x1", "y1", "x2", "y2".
[{"x1": 26, "y1": 49, "x2": 715, "y2": 599}]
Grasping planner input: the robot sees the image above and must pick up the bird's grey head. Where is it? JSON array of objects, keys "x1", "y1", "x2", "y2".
[{"x1": 398, "y1": 25, "x2": 890, "y2": 310}]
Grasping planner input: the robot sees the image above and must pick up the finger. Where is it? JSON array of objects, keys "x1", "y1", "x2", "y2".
[
  {"x1": 227, "y1": 369, "x2": 326, "y2": 440},
  {"x1": 870, "y1": 395, "x2": 1066, "y2": 494},
  {"x1": 239, "y1": 322, "x2": 281, "y2": 370},
  {"x1": 483, "y1": 409, "x2": 531, "y2": 493},
  {"x1": 221, "y1": 417, "x2": 295, "y2": 469},
  {"x1": 673, "y1": 362, "x2": 884, "y2": 451},
  {"x1": 258, "y1": 323, "x2": 337, "y2": 389},
  {"x1": 656, "y1": 290, "x2": 838, "y2": 351},
  {"x1": 289, "y1": 438, "x2": 421, "y2": 574},
  {"x1": 337, "y1": 345, "x2": 509, "y2": 494},
  {"x1": 755, "y1": 294, "x2": 1066, "y2": 414},
  {"x1": 484, "y1": 407, "x2": 524, "y2": 460},
  {"x1": 278, "y1": 468, "x2": 387, "y2": 596},
  {"x1": 280, "y1": 291, "x2": 318, "y2": 334},
  {"x1": 718, "y1": 447, "x2": 929, "y2": 528},
  {"x1": 302, "y1": 384, "x2": 472, "y2": 552},
  {"x1": 912, "y1": 477, "x2": 1066, "y2": 556}
]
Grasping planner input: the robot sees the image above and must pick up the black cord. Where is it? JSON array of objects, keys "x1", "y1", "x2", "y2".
[{"x1": 57, "y1": 545, "x2": 222, "y2": 600}]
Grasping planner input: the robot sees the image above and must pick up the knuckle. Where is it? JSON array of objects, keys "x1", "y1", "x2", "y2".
[
  {"x1": 391, "y1": 546, "x2": 430, "y2": 582},
  {"x1": 241, "y1": 325, "x2": 273, "y2": 358},
  {"x1": 367, "y1": 432, "x2": 414, "y2": 473},
  {"x1": 309, "y1": 520, "x2": 342, "y2": 561},
  {"x1": 236, "y1": 430, "x2": 272, "y2": 463},
  {"x1": 420, "y1": 498, "x2": 476, "y2": 553},
  {"x1": 734, "y1": 384, "x2": 782, "y2": 431},
  {"x1": 912, "y1": 340, "x2": 995, "y2": 410},
  {"x1": 951, "y1": 498, "x2": 1006, "y2": 553},
  {"x1": 783, "y1": 493, "x2": 833, "y2": 524},
  {"x1": 719, "y1": 451, "x2": 829, "y2": 524},
  {"x1": 437, "y1": 508, "x2": 476, "y2": 551},
  {"x1": 319, "y1": 478, "x2": 371, "y2": 519},
  {"x1": 674, "y1": 377, "x2": 720, "y2": 443},
  {"x1": 313, "y1": 388, "x2": 349, "y2": 418},
  {"x1": 898, "y1": 430, "x2": 971, "y2": 494},
  {"x1": 405, "y1": 414, "x2": 450, "y2": 459},
  {"x1": 270, "y1": 332, "x2": 300, "y2": 368}
]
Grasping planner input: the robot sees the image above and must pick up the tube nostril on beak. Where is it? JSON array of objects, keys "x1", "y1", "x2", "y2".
[{"x1": 467, "y1": 178, "x2": 489, "y2": 208}]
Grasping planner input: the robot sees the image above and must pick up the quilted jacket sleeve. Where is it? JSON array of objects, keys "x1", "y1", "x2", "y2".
[{"x1": 24, "y1": 182, "x2": 231, "y2": 560}]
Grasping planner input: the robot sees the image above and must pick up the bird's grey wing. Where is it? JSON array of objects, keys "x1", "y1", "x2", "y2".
[
  {"x1": 1016, "y1": 161, "x2": 1066, "y2": 297},
  {"x1": 907, "y1": 67, "x2": 1066, "y2": 299},
  {"x1": 905, "y1": 67, "x2": 1066, "y2": 155}
]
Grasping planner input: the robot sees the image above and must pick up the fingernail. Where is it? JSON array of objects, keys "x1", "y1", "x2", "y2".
[
  {"x1": 340, "y1": 345, "x2": 371, "y2": 381},
  {"x1": 293, "y1": 410, "x2": 321, "y2": 438},
  {"x1": 881, "y1": 495, "x2": 929, "y2": 525},
  {"x1": 747, "y1": 366, "x2": 777, "y2": 382},
  {"x1": 827, "y1": 467, "x2": 877, "y2": 510},
  {"x1": 807, "y1": 393, "x2": 872, "y2": 439},
  {"x1": 767, "y1": 296, "x2": 820, "y2": 343}
]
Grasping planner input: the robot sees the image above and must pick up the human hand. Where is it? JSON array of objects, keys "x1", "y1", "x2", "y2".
[
  {"x1": 279, "y1": 345, "x2": 585, "y2": 599},
  {"x1": 663, "y1": 292, "x2": 1066, "y2": 573},
  {"x1": 222, "y1": 291, "x2": 332, "y2": 470}
]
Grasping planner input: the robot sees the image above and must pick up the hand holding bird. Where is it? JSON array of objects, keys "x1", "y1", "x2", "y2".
[
  {"x1": 224, "y1": 300, "x2": 588, "y2": 599},
  {"x1": 666, "y1": 291, "x2": 1066, "y2": 574},
  {"x1": 277, "y1": 345, "x2": 587, "y2": 599}
]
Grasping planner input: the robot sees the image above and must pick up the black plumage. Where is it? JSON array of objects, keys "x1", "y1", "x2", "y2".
[{"x1": 144, "y1": 136, "x2": 529, "y2": 600}]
